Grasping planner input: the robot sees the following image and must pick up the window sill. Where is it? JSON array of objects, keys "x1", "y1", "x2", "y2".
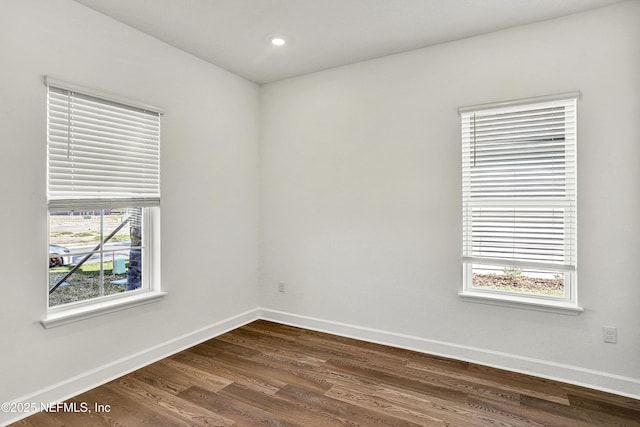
[
  {"x1": 459, "y1": 291, "x2": 583, "y2": 315},
  {"x1": 41, "y1": 291, "x2": 167, "y2": 329}
]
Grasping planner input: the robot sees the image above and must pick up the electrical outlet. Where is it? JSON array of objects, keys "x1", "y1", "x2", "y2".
[
  {"x1": 278, "y1": 281, "x2": 285, "y2": 293},
  {"x1": 602, "y1": 326, "x2": 617, "y2": 344}
]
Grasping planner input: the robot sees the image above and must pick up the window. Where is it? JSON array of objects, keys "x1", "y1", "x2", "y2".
[
  {"x1": 459, "y1": 93, "x2": 579, "y2": 311},
  {"x1": 46, "y1": 78, "x2": 162, "y2": 320}
]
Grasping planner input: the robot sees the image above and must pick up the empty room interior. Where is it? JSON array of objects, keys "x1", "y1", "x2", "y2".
[{"x1": 1, "y1": 0, "x2": 640, "y2": 425}]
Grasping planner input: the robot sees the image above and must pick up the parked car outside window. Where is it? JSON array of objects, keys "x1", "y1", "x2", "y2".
[{"x1": 49, "y1": 244, "x2": 70, "y2": 268}]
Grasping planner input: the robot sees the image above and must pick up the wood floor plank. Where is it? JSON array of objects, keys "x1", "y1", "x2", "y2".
[
  {"x1": 150, "y1": 358, "x2": 234, "y2": 393},
  {"x1": 110, "y1": 375, "x2": 235, "y2": 426},
  {"x1": 322, "y1": 384, "x2": 448, "y2": 426},
  {"x1": 13, "y1": 320, "x2": 640, "y2": 426},
  {"x1": 277, "y1": 384, "x2": 426, "y2": 427},
  {"x1": 195, "y1": 341, "x2": 334, "y2": 395},
  {"x1": 359, "y1": 355, "x2": 524, "y2": 407},
  {"x1": 217, "y1": 329, "x2": 328, "y2": 367},
  {"x1": 171, "y1": 349, "x2": 282, "y2": 395},
  {"x1": 219, "y1": 382, "x2": 347, "y2": 426},
  {"x1": 406, "y1": 360, "x2": 571, "y2": 406},
  {"x1": 130, "y1": 361, "x2": 197, "y2": 396},
  {"x1": 326, "y1": 381, "x2": 492, "y2": 427},
  {"x1": 186, "y1": 348, "x2": 317, "y2": 398},
  {"x1": 325, "y1": 357, "x2": 469, "y2": 404},
  {"x1": 177, "y1": 385, "x2": 300, "y2": 427},
  {"x1": 237, "y1": 323, "x2": 374, "y2": 364},
  {"x1": 465, "y1": 363, "x2": 572, "y2": 404},
  {"x1": 567, "y1": 391, "x2": 640, "y2": 420},
  {"x1": 519, "y1": 394, "x2": 639, "y2": 427},
  {"x1": 100, "y1": 381, "x2": 198, "y2": 427}
]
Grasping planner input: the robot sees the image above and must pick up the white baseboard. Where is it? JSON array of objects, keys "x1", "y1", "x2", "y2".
[
  {"x1": 259, "y1": 308, "x2": 640, "y2": 400},
  {"x1": 1, "y1": 308, "x2": 260, "y2": 427}
]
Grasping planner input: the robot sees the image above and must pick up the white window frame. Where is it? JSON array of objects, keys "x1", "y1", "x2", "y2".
[
  {"x1": 458, "y1": 92, "x2": 582, "y2": 315},
  {"x1": 43, "y1": 77, "x2": 165, "y2": 328}
]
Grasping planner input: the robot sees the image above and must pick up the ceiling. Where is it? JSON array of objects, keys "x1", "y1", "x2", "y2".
[{"x1": 73, "y1": 0, "x2": 624, "y2": 84}]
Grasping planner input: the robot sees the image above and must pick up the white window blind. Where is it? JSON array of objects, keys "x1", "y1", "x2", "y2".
[
  {"x1": 461, "y1": 94, "x2": 577, "y2": 273},
  {"x1": 47, "y1": 78, "x2": 161, "y2": 210}
]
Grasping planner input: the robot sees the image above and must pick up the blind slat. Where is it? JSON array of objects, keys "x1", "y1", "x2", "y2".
[
  {"x1": 461, "y1": 96, "x2": 576, "y2": 271},
  {"x1": 47, "y1": 84, "x2": 161, "y2": 207}
]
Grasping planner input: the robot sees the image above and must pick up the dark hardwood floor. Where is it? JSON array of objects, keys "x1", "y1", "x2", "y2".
[{"x1": 15, "y1": 320, "x2": 640, "y2": 426}]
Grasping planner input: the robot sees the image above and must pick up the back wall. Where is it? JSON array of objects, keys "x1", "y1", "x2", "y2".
[{"x1": 259, "y1": 0, "x2": 640, "y2": 397}]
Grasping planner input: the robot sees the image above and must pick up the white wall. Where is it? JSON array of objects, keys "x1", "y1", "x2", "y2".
[
  {"x1": 260, "y1": 1, "x2": 640, "y2": 396},
  {"x1": 0, "y1": 0, "x2": 259, "y2": 422}
]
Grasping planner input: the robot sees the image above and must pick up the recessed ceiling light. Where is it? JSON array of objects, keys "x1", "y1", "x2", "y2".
[{"x1": 271, "y1": 37, "x2": 286, "y2": 46}]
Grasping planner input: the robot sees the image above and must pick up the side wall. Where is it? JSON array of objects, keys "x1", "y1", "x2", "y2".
[
  {"x1": 0, "y1": 0, "x2": 259, "y2": 423},
  {"x1": 260, "y1": 1, "x2": 640, "y2": 397}
]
